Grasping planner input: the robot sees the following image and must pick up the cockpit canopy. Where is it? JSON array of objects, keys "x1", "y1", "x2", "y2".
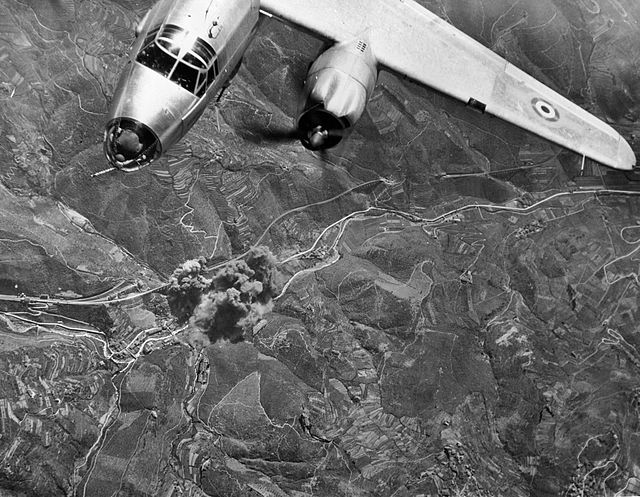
[{"x1": 136, "y1": 24, "x2": 219, "y2": 97}]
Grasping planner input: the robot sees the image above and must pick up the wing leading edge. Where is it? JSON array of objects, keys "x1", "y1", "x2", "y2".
[{"x1": 259, "y1": 0, "x2": 636, "y2": 170}]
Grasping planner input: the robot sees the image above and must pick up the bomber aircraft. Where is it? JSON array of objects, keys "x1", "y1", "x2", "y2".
[{"x1": 97, "y1": 0, "x2": 637, "y2": 176}]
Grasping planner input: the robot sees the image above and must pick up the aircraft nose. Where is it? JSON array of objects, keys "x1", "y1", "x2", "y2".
[{"x1": 104, "y1": 118, "x2": 160, "y2": 171}]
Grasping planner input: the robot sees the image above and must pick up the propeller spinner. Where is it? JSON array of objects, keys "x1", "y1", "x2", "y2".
[
  {"x1": 243, "y1": 105, "x2": 347, "y2": 151},
  {"x1": 297, "y1": 105, "x2": 347, "y2": 151}
]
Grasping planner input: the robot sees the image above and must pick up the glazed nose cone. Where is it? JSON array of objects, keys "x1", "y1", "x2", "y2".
[
  {"x1": 104, "y1": 118, "x2": 159, "y2": 170},
  {"x1": 113, "y1": 129, "x2": 144, "y2": 162}
]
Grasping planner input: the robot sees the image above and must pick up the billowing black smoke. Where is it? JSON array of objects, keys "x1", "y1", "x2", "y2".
[
  {"x1": 244, "y1": 245, "x2": 277, "y2": 302},
  {"x1": 166, "y1": 247, "x2": 277, "y2": 345},
  {"x1": 166, "y1": 257, "x2": 209, "y2": 323}
]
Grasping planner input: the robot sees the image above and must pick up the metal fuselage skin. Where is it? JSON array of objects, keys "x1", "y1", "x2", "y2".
[
  {"x1": 297, "y1": 39, "x2": 378, "y2": 150},
  {"x1": 105, "y1": 0, "x2": 381, "y2": 169},
  {"x1": 105, "y1": 0, "x2": 260, "y2": 171}
]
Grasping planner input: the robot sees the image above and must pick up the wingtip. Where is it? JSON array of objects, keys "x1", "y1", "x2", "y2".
[{"x1": 615, "y1": 137, "x2": 636, "y2": 171}]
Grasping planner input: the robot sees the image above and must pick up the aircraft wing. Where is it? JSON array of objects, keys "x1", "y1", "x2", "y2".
[{"x1": 259, "y1": 0, "x2": 636, "y2": 170}]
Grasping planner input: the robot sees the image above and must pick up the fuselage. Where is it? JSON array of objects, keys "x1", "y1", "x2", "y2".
[
  {"x1": 102, "y1": 0, "x2": 635, "y2": 174},
  {"x1": 104, "y1": 0, "x2": 260, "y2": 171}
]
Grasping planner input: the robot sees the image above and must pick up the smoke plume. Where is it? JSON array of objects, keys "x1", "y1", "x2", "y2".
[
  {"x1": 168, "y1": 247, "x2": 277, "y2": 346},
  {"x1": 166, "y1": 257, "x2": 210, "y2": 323}
]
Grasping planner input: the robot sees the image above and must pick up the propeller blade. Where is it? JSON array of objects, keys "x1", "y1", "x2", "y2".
[
  {"x1": 240, "y1": 125, "x2": 299, "y2": 144},
  {"x1": 325, "y1": 128, "x2": 347, "y2": 138},
  {"x1": 241, "y1": 117, "x2": 348, "y2": 150}
]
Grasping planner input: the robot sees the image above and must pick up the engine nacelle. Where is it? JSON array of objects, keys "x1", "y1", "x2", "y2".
[{"x1": 298, "y1": 39, "x2": 378, "y2": 150}]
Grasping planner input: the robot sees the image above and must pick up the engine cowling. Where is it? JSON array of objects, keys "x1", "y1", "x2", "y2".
[{"x1": 298, "y1": 39, "x2": 378, "y2": 151}]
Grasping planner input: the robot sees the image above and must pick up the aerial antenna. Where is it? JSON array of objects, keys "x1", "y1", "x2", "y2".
[
  {"x1": 91, "y1": 167, "x2": 117, "y2": 178},
  {"x1": 205, "y1": 0, "x2": 215, "y2": 18}
]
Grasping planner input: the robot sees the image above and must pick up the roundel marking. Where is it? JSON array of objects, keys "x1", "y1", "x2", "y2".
[{"x1": 532, "y1": 98, "x2": 560, "y2": 121}]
